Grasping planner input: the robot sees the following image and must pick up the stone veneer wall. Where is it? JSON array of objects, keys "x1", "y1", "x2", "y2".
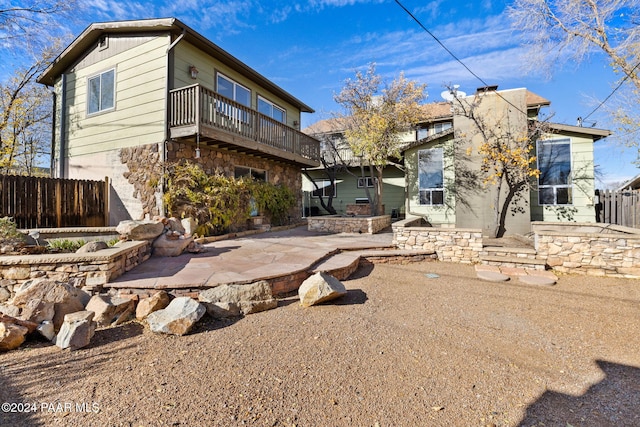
[
  {"x1": 166, "y1": 142, "x2": 303, "y2": 222},
  {"x1": 307, "y1": 215, "x2": 391, "y2": 234},
  {"x1": 535, "y1": 230, "x2": 640, "y2": 278},
  {"x1": 392, "y1": 217, "x2": 483, "y2": 263},
  {"x1": 0, "y1": 241, "x2": 151, "y2": 298},
  {"x1": 120, "y1": 144, "x2": 163, "y2": 219}
]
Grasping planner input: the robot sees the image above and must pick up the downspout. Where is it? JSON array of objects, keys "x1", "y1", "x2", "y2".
[
  {"x1": 58, "y1": 73, "x2": 67, "y2": 178},
  {"x1": 159, "y1": 27, "x2": 186, "y2": 216},
  {"x1": 49, "y1": 88, "x2": 56, "y2": 177}
]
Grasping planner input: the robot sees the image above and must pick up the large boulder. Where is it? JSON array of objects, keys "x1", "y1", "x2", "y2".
[
  {"x1": 76, "y1": 241, "x2": 109, "y2": 254},
  {"x1": 85, "y1": 295, "x2": 135, "y2": 328},
  {"x1": 146, "y1": 297, "x2": 205, "y2": 336},
  {"x1": 152, "y1": 234, "x2": 194, "y2": 257},
  {"x1": 298, "y1": 272, "x2": 347, "y2": 307},
  {"x1": 55, "y1": 311, "x2": 97, "y2": 350},
  {"x1": 116, "y1": 220, "x2": 164, "y2": 241},
  {"x1": 0, "y1": 314, "x2": 37, "y2": 334},
  {"x1": 198, "y1": 281, "x2": 277, "y2": 318},
  {"x1": 0, "y1": 322, "x2": 29, "y2": 351},
  {"x1": 135, "y1": 291, "x2": 171, "y2": 320},
  {"x1": 12, "y1": 279, "x2": 86, "y2": 331}
]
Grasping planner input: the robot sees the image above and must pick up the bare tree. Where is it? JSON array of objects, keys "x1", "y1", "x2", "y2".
[
  {"x1": 0, "y1": 44, "x2": 60, "y2": 174},
  {"x1": 0, "y1": 3, "x2": 75, "y2": 174},
  {"x1": 0, "y1": 1, "x2": 74, "y2": 57},
  {"x1": 507, "y1": 0, "x2": 640, "y2": 139}
]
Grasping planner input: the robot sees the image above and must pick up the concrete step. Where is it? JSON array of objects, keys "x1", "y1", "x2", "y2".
[
  {"x1": 482, "y1": 246, "x2": 537, "y2": 255},
  {"x1": 480, "y1": 255, "x2": 547, "y2": 270}
]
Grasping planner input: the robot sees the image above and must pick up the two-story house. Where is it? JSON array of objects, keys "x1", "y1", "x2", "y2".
[
  {"x1": 404, "y1": 86, "x2": 611, "y2": 236},
  {"x1": 37, "y1": 18, "x2": 320, "y2": 225},
  {"x1": 304, "y1": 86, "x2": 610, "y2": 237}
]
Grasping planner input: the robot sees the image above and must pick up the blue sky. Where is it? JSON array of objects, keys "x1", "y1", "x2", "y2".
[{"x1": 5, "y1": 0, "x2": 638, "y2": 186}]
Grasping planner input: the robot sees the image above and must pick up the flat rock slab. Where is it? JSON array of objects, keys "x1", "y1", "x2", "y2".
[
  {"x1": 519, "y1": 275, "x2": 557, "y2": 286},
  {"x1": 477, "y1": 270, "x2": 510, "y2": 282}
]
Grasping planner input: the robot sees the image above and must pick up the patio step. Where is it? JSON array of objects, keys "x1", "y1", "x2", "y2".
[
  {"x1": 480, "y1": 255, "x2": 547, "y2": 271},
  {"x1": 311, "y1": 249, "x2": 437, "y2": 280}
]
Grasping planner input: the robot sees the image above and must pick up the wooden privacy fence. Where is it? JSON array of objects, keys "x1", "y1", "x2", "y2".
[
  {"x1": 596, "y1": 189, "x2": 640, "y2": 228},
  {"x1": 0, "y1": 175, "x2": 108, "y2": 229}
]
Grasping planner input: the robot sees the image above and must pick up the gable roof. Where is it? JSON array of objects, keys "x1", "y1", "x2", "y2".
[{"x1": 37, "y1": 17, "x2": 315, "y2": 113}]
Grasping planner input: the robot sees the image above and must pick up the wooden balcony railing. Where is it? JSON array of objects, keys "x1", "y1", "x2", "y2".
[{"x1": 169, "y1": 84, "x2": 320, "y2": 162}]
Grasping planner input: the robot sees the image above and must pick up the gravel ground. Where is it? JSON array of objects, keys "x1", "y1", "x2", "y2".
[{"x1": 1, "y1": 260, "x2": 639, "y2": 427}]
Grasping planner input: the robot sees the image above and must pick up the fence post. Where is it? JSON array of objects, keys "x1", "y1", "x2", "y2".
[
  {"x1": 104, "y1": 176, "x2": 110, "y2": 226},
  {"x1": 55, "y1": 179, "x2": 62, "y2": 228}
]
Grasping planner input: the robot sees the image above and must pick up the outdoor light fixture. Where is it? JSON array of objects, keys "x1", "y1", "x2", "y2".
[
  {"x1": 195, "y1": 133, "x2": 201, "y2": 158},
  {"x1": 189, "y1": 65, "x2": 199, "y2": 79}
]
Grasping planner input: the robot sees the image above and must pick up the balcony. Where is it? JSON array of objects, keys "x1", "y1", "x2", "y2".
[{"x1": 169, "y1": 84, "x2": 320, "y2": 167}]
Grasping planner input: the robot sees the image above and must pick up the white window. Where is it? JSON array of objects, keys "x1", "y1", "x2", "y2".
[
  {"x1": 418, "y1": 147, "x2": 444, "y2": 205},
  {"x1": 417, "y1": 121, "x2": 452, "y2": 140},
  {"x1": 357, "y1": 177, "x2": 376, "y2": 188},
  {"x1": 538, "y1": 139, "x2": 572, "y2": 205},
  {"x1": 217, "y1": 73, "x2": 250, "y2": 106},
  {"x1": 87, "y1": 69, "x2": 115, "y2": 115},
  {"x1": 258, "y1": 96, "x2": 286, "y2": 123},
  {"x1": 311, "y1": 180, "x2": 336, "y2": 198}
]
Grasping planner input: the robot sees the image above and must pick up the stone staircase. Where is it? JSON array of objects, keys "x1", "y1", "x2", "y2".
[{"x1": 479, "y1": 246, "x2": 547, "y2": 271}]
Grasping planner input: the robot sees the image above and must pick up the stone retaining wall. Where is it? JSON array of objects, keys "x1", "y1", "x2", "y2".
[
  {"x1": 392, "y1": 218, "x2": 483, "y2": 264},
  {"x1": 307, "y1": 215, "x2": 391, "y2": 234},
  {"x1": 535, "y1": 231, "x2": 640, "y2": 278},
  {"x1": 0, "y1": 241, "x2": 151, "y2": 298}
]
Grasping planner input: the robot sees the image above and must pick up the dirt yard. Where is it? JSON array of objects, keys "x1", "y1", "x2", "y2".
[{"x1": 1, "y1": 260, "x2": 639, "y2": 427}]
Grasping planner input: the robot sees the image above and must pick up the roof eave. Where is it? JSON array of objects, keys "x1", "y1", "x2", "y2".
[
  {"x1": 547, "y1": 122, "x2": 612, "y2": 141},
  {"x1": 37, "y1": 18, "x2": 315, "y2": 113}
]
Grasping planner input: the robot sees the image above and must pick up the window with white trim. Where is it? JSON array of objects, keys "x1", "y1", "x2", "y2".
[
  {"x1": 417, "y1": 121, "x2": 452, "y2": 140},
  {"x1": 258, "y1": 96, "x2": 286, "y2": 123},
  {"x1": 311, "y1": 180, "x2": 336, "y2": 198},
  {"x1": 537, "y1": 138, "x2": 572, "y2": 205},
  {"x1": 418, "y1": 147, "x2": 444, "y2": 205},
  {"x1": 357, "y1": 177, "x2": 376, "y2": 188},
  {"x1": 87, "y1": 69, "x2": 115, "y2": 115},
  {"x1": 217, "y1": 73, "x2": 250, "y2": 106}
]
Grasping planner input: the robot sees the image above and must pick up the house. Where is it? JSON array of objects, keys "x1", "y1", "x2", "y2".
[
  {"x1": 403, "y1": 86, "x2": 611, "y2": 236},
  {"x1": 37, "y1": 18, "x2": 320, "y2": 225},
  {"x1": 301, "y1": 102, "x2": 452, "y2": 218},
  {"x1": 304, "y1": 86, "x2": 610, "y2": 236}
]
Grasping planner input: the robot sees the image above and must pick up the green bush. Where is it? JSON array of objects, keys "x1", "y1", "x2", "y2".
[
  {"x1": 163, "y1": 162, "x2": 296, "y2": 235},
  {"x1": 48, "y1": 238, "x2": 87, "y2": 252},
  {"x1": 0, "y1": 217, "x2": 26, "y2": 247}
]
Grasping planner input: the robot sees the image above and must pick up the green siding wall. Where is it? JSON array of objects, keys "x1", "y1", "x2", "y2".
[
  {"x1": 62, "y1": 35, "x2": 169, "y2": 157},
  {"x1": 303, "y1": 167, "x2": 405, "y2": 216},
  {"x1": 173, "y1": 42, "x2": 302, "y2": 129},
  {"x1": 405, "y1": 137, "x2": 456, "y2": 225},
  {"x1": 530, "y1": 132, "x2": 596, "y2": 223}
]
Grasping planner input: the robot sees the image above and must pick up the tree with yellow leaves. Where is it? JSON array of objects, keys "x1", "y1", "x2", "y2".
[
  {"x1": 334, "y1": 63, "x2": 427, "y2": 216},
  {"x1": 453, "y1": 89, "x2": 545, "y2": 237}
]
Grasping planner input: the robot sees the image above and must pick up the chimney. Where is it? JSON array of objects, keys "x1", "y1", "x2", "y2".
[{"x1": 476, "y1": 85, "x2": 498, "y2": 94}]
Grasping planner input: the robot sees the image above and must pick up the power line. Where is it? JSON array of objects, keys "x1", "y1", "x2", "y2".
[
  {"x1": 582, "y1": 60, "x2": 640, "y2": 122},
  {"x1": 393, "y1": 0, "x2": 529, "y2": 117}
]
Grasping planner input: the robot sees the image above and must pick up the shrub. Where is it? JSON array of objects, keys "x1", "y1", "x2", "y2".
[
  {"x1": 163, "y1": 162, "x2": 297, "y2": 235},
  {"x1": 0, "y1": 217, "x2": 26, "y2": 247}
]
